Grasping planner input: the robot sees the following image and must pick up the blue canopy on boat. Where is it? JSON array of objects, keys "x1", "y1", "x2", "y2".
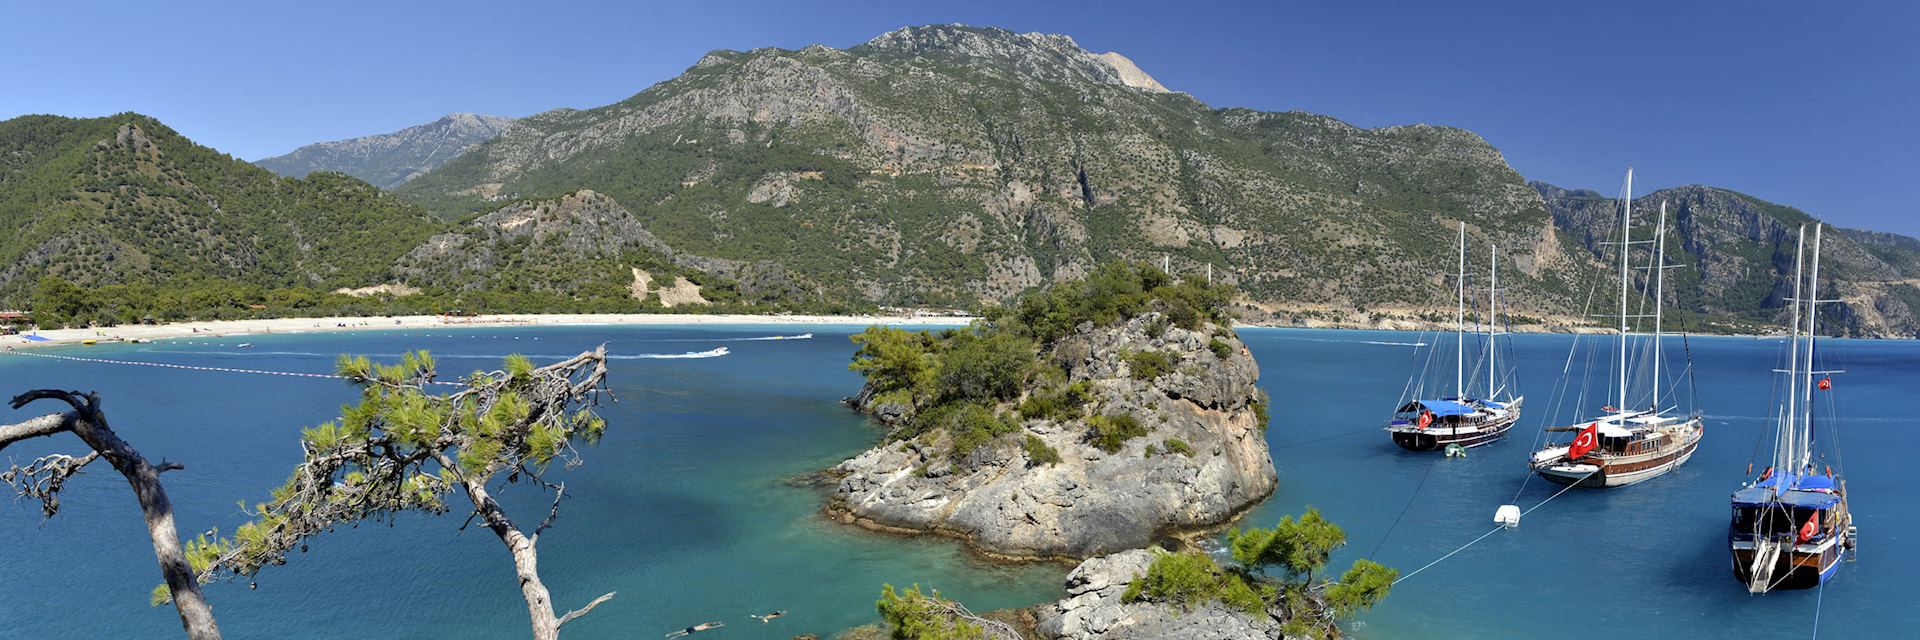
[
  {"x1": 1732, "y1": 473, "x2": 1842, "y2": 509},
  {"x1": 1406, "y1": 399, "x2": 1478, "y2": 417},
  {"x1": 1481, "y1": 400, "x2": 1508, "y2": 409}
]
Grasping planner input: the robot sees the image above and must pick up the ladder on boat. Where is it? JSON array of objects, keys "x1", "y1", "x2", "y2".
[{"x1": 1748, "y1": 539, "x2": 1783, "y2": 593}]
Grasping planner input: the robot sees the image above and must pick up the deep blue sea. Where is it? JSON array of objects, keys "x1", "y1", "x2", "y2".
[{"x1": 0, "y1": 325, "x2": 1912, "y2": 639}]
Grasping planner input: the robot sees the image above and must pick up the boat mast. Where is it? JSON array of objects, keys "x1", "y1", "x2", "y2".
[
  {"x1": 1456, "y1": 221, "x2": 1467, "y2": 399},
  {"x1": 1779, "y1": 225, "x2": 1806, "y2": 479},
  {"x1": 1617, "y1": 169, "x2": 1633, "y2": 416},
  {"x1": 1651, "y1": 202, "x2": 1667, "y2": 411},
  {"x1": 1488, "y1": 244, "x2": 1499, "y2": 401},
  {"x1": 1800, "y1": 224, "x2": 1824, "y2": 471}
]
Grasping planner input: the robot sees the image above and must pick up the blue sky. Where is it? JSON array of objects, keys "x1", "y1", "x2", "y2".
[{"x1": 4, "y1": 1, "x2": 1915, "y2": 235}]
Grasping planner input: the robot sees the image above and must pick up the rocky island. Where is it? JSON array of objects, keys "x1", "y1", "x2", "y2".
[{"x1": 829, "y1": 263, "x2": 1276, "y2": 560}]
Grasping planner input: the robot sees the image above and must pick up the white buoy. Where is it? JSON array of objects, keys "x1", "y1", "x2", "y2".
[{"x1": 1494, "y1": 505, "x2": 1521, "y2": 528}]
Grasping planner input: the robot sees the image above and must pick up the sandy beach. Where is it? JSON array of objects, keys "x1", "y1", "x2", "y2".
[{"x1": 1, "y1": 313, "x2": 978, "y2": 350}]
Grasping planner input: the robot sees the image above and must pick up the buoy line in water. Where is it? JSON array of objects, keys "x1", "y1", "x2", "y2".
[
  {"x1": 1391, "y1": 470, "x2": 1594, "y2": 586},
  {"x1": 0, "y1": 349, "x2": 468, "y2": 386}
]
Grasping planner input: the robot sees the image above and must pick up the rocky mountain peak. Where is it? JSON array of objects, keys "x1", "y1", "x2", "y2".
[{"x1": 856, "y1": 23, "x2": 1170, "y2": 93}]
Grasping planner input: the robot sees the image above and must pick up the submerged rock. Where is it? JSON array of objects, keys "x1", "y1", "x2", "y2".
[{"x1": 831, "y1": 312, "x2": 1276, "y2": 560}]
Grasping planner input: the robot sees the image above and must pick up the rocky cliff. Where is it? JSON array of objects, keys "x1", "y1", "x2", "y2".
[
  {"x1": 257, "y1": 113, "x2": 516, "y2": 189},
  {"x1": 831, "y1": 310, "x2": 1275, "y2": 560},
  {"x1": 1536, "y1": 181, "x2": 1920, "y2": 336}
]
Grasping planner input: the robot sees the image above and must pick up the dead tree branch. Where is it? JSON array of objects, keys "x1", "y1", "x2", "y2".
[{"x1": 3, "y1": 391, "x2": 221, "y2": 640}]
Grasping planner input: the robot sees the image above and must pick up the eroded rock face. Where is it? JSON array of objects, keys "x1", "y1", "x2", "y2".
[
  {"x1": 831, "y1": 314, "x2": 1276, "y2": 559},
  {"x1": 1035, "y1": 549, "x2": 1280, "y2": 640}
]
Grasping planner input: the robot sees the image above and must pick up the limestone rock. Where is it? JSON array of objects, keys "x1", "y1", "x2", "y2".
[
  {"x1": 1035, "y1": 549, "x2": 1280, "y2": 640},
  {"x1": 832, "y1": 314, "x2": 1275, "y2": 559}
]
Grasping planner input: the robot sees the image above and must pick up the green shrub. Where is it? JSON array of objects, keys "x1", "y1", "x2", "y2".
[
  {"x1": 1251, "y1": 389, "x2": 1271, "y2": 432},
  {"x1": 1325, "y1": 559, "x2": 1397, "y2": 618},
  {"x1": 1125, "y1": 350, "x2": 1172, "y2": 381},
  {"x1": 1209, "y1": 337, "x2": 1234, "y2": 360},
  {"x1": 1162, "y1": 438, "x2": 1195, "y2": 457},
  {"x1": 1089, "y1": 414, "x2": 1147, "y2": 452},
  {"x1": 937, "y1": 332, "x2": 1038, "y2": 402},
  {"x1": 940, "y1": 403, "x2": 1017, "y2": 463},
  {"x1": 1023, "y1": 434, "x2": 1062, "y2": 465},
  {"x1": 1123, "y1": 552, "x2": 1266, "y2": 616},
  {"x1": 877, "y1": 584, "x2": 986, "y2": 640},
  {"x1": 1018, "y1": 380, "x2": 1094, "y2": 422}
]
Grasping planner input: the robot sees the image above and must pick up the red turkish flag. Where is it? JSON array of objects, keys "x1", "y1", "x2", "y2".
[
  {"x1": 1797, "y1": 512, "x2": 1819, "y2": 543},
  {"x1": 1568, "y1": 423, "x2": 1599, "y2": 458},
  {"x1": 1417, "y1": 411, "x2": 1433, "y2": 430},
  {"x1": 1818, "y1": 377, "x2": 1833, "y2": 391}
]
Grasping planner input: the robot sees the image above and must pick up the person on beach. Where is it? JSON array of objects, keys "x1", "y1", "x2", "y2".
[
  {"x1": 665, "y1": 621, "x2": 723, "y2": 638},
  {"x1": 750, "y1": 610, "x2": 787, "y2": 624}
]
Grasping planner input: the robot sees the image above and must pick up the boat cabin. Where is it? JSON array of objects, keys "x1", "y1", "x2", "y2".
[
  {"x1": 1729, "y1": 473, "x2": 1842, "y2": 544},
  {"x1": 1390, "y1": 398, "x2": 1483, "y2": 428}
]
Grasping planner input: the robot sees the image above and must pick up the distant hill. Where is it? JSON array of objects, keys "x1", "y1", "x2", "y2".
[
  {"x1": 0, "y1": 112, "x2": 813, "y2": 325},
  {"x1": 255, "y1": 113, "x2": 515, "y2": 189},
  {"x1": 0, "y1": 113, "x2": 440, "y2": 310},
  {"x1": 1535, "y1": 181, "x2": 1920, "y2": 336}
]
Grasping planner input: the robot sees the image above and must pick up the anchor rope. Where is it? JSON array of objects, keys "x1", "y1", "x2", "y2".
[{"x1": 1369, "y1": 456, "x2": 1438, "y2": 559}]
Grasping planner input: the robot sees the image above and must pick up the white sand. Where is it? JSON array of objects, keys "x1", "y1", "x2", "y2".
[{"x1": 2, "y1": 313, "x2": 976, "y2": 350}]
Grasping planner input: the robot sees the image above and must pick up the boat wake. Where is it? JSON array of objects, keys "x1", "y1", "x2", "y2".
[{"x1": 619, "y1": 333, "x2": 813, "y2": 343}]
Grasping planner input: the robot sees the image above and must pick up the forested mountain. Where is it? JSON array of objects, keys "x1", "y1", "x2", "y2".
[
  {"x1": 399, "y1": 24, "x2": 1590, "y2": 318},
  {"x1": 0, "y1": 113, "x2": 812, "y2": 326},
  {"x1": 1537, "y1": 182, "x2": 1920, "y2": 336},
  {"x1": 255, "y1": 113, "x2": 515, "y2": 188},
  {"x1": 0, "y1": 113, "x2": 440, "y2": 315}
]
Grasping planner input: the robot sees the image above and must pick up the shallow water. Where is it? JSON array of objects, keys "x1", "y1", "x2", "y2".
[{"x1": 0, "y1": 325, "x2": 1910, "y2": 638}]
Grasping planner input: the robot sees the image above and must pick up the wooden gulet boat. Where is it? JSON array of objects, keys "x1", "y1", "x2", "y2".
[
  {"x1": 1530, "y1": 169, "x2": 1704, "y2": 487},
  {"x1": 1729, "y1": 223, "x2": 1855, "y2": 593},
  {"x1": 1387, "y1": 223, "x2": 1525, "y2": 451}
]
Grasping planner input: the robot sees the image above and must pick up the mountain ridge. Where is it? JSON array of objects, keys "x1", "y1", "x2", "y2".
[{"x1": 255, "y1": 112, "x2": 515, "y2": 189}]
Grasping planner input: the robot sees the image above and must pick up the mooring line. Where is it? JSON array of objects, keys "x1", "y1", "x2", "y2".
[
  {"x1": 1391, "y1": 470, "x2": 1594, "y2": 586},
  {"x1": 0, "y1": 350, "x2": 466, "y2": 386}
]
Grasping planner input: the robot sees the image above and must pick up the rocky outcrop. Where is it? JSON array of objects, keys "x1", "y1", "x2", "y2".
[
  {"x1": 1036, "y1": 549, "x2": 1279, "y2": 640},
  {"x1": 831, "y1": 314, "x2": 1275, "y2": 560}
]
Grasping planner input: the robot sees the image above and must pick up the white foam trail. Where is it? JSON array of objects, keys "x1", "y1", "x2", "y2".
[{"x1": 1359, "y1": 340, "x2": 1430, "y2": 347}]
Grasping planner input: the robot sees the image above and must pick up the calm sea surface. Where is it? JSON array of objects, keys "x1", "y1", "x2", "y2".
[{"x1": 0, "y1": 325, "x2": 1911, "y2": 638}]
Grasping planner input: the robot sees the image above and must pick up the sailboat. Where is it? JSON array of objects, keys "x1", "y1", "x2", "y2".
[
  {"x1": 1730, "y1": 223, "x2": 1855, "y2": 592},
  {"x1": 1529, "y1": 170, "x2": 1703, "y2": 487},
  {"x1": 1387, "y1": 223, "x2": 1525, "y2": 451}
]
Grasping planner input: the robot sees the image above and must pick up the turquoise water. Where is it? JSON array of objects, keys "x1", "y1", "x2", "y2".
[{"x1": 0, "y1": 325, "x2": 1912, "y2": 638}]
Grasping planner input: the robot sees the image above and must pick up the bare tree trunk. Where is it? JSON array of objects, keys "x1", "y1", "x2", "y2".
[
  {"x1": 435, "y1": 451, "x2": 613, "y2": 640},
  {"x1": 4, "y1": 392, "x2": 221, "y2": 640}
]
